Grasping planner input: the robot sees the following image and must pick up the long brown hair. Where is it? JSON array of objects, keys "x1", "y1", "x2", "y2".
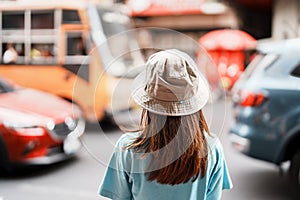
[{"x1": 127, "y1": 109, "x2": 211, "y2": 185}]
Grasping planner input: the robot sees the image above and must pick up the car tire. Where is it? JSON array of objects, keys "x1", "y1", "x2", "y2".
[
  {"x1": 0, "y1": 136, "x2": 9, "y2": 172},
  {"x1": 289, "y1": 149, "x2": 300, "y2": 186}
]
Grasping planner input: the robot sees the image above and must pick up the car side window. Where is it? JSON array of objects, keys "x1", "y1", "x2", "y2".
[
  {"x1": 0, "y1": 81, "x2": 10, "y2": 93},
  {"x1": 291, "y1": 63, "x2": 300, "y2": 78},
  {"x1": 0, "y1": 84, "x2": 5, "y2": 93}
]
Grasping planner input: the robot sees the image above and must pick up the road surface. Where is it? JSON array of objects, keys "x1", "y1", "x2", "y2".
[{"x1": 0, "y1": 99, "x2": 299, "y2": 200}]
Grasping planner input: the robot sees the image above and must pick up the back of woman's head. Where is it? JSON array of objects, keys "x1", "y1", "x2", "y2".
[{"x1": 128, "y1": 109, "x2": 210, "y2": 185}]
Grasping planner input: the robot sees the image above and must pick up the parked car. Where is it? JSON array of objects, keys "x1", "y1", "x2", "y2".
[
  {"x1": 0, "y1": 77, "x2": 85, "y2": 170},
  {"x1": 230, "y1": 38, "x2": 300, "y2": 185}
]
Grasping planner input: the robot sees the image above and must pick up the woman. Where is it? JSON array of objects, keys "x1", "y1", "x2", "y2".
[{"x1": 99, "y1": 49, "x2": 232, "y2": 200}]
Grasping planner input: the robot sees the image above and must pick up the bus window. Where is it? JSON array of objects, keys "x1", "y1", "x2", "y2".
[
  {"x1": 31, "y1": 10, "x2": 54, "y2": 29},
  {"x1": 2, "y1": 11, "x2": 24, "y2": 29},
  {"x1": 2, "y1": 43, "x2": 25, "y2": 64},
  {"x1": 2, "y1": 43, "x2": 18, "y2": 64},
  {"x1": 62, "y1": 10, "x2": 82, "y2": 24},
  {"x1": 30, "y1": 43, "x2": 56, "y2": 64},
  {"x1": 66, "y1": 33, "x2": 87, "y2": 56},
  {"x1": 64, "y1": 32, "x2": 89, "y2": 81}
]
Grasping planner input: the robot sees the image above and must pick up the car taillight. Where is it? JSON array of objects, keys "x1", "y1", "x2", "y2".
[{"x1": 236, "y1": 90, "x2": 267, "y2": 107}]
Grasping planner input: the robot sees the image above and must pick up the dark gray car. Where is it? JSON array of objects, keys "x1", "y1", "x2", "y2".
[{"x1": 230, "y1": 38, "x2": 300, "y2": 185}]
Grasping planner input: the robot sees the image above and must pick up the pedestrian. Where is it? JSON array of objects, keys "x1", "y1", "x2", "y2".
[
  {"x1": 3, "y1": 43, "x2": 18, "y2": 64},
  {"x1": 99, "y1": 49, "x2": 232, "y2": 200}
]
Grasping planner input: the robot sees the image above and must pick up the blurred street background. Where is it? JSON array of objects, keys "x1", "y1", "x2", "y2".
[{"x1": 0, "y1": 0, "x2": 300, "y2": 199}]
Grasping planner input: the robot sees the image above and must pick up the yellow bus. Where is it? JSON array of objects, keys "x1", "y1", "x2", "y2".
[{"x1": 0, "y1": 0, "x2": 144, "y2": 123}]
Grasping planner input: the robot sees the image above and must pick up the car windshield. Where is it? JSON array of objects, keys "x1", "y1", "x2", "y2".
[
  {"x1": 291, "y1": 63, "x2": 300, "y2": 78},
  {"x1": 241, "y1": 53, "x2": 279, "y2": 80},
  {"x1": 0, "y1": 79, "x2": 15, "y2": 93}
]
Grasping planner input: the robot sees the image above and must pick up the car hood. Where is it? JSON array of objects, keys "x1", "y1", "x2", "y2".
[{"x1": 0, "y1": 88, "x2": 79, "y2": 124}]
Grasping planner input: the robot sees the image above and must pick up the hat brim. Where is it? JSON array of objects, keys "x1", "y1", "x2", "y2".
[{"x1": 131, "y1": 70, "x2": 210, "y2": 116}]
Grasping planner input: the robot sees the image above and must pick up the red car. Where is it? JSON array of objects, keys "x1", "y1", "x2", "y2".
[{"x1": 0, "y1": 77, "x2": 85, "y2": 170}]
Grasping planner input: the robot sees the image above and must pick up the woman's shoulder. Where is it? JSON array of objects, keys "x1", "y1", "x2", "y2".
[
  {"x1": 116, "y1": 132, "x2": 139, "y2": 147},
  {"x1": 205, "y1": 132, "x2": 225, "y2": 157},
  {"x1": 204, "y1": 132, "x2": 227, "y2": 169}
]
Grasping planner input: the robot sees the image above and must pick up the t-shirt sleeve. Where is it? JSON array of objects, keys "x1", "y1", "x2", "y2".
[
  {"x1": 99, "y1": 136, "x2": 133, "y2": 200},
  {"x1": 206, "y1": 140, "x2": 233, "y2": 200}
]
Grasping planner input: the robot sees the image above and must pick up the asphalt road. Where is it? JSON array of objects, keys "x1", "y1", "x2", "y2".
[{"x1": 0, "y1": 98, "x2": 299, "y2": 200}]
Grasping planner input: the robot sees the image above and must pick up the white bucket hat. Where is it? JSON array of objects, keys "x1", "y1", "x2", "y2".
[{"x1": 131, "y1": 49, "x2": 210, "y2": 116}]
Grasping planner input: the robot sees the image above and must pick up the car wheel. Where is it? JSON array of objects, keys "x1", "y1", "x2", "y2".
[
  {"x1": 289, "y1": 149, "x2": 300, "y2": 186},
  {"x1": 0, "y1": 137, "x2": 9, "y2": 172}
]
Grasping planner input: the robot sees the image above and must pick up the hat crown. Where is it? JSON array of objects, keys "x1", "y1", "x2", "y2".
[
  {"x1": 145, "y1": 49, "x2": 199, "y2": 101},
  {"x1": 131, "y1": 49, "x2": 210, "y2": 116}
]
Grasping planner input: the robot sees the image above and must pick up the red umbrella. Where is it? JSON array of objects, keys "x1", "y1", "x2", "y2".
[{"x1": 199, "y1": 29, "x2": 256, "y2": 51}]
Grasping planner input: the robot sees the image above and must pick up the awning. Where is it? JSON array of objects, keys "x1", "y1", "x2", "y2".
[
  {"x1": 126, "y1": 0, "x2": 227, "y2": 17},
  {"x1": 199, "y1": 29, "x2": 256, "y2": 51}
]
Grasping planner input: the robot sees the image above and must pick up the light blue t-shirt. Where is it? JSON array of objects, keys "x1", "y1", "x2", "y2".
[{"x1": 99, "y1": 132, "x2": 233, "y2": 200}]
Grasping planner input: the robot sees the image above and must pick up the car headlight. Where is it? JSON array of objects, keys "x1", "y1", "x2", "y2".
[
  {"x1": 3, "y1": 120, "x2": 39, "y2": 129},
  {"x1": 3, "y1": 118, "x2": 47, "y2": 136},
  {"x1": 1, "y1": 108, "x2": 49, "y2": 129},
  {"x1": 13, "y1": 127, "x2": 45, "y2": 136},
  {"x1": 3, "y1": 118, "x2": 54, "y2": 129}
]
